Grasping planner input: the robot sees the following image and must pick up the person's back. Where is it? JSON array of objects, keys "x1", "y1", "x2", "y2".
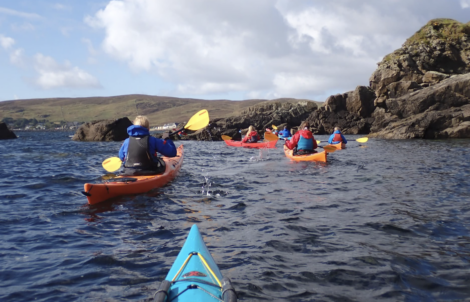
[
  {"x1": 279, "y1": 127, "x2": 291, "y2": 138},
  {"x1": 328, "y1": 127, "x2": 348, "y2": 145},
  {"x1": 242, "y1": 126, "x2": 260, "y2": 143},
  {"x1": 119, "y1": 116, "x2": 177, "y2": 176},
  {"x1": 285, "y1": 122, "x2": 317, "y2": 155}
]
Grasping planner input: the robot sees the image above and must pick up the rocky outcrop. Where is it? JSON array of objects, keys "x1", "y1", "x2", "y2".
[
  {"x1": 366, "y1": 19, "x2": 470, "y2": 138},
  {"x1": 370, "y1": 73, "x2": 470, "y2": 138},
  {"x1": 370, "y1": 19, "x2": 470, "y2": 100},
  {"x1": 0, "y1": 122, "x2": 17, "y2": 140},
  {"x1": 72, "y1": 118, "x2": 132, "y2": 141},
  {"x1": 306, "y1": 86, "x2": 376, "y2": 134}
]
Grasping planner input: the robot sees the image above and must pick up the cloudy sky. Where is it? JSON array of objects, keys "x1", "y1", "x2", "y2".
[{"x1": 1, "y1": 0, "x2": 469, "y2": 102}]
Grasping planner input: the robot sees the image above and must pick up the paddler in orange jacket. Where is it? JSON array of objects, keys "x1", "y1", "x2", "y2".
[
  {"x1": 242, "y1": 126, "x2": 261, "y2": 143},
  {"x1": 285, "y1": 121, "x2": 317, "y2": 155}
]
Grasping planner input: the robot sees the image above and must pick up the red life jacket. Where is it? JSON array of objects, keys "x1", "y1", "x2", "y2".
[{"x1": 333, "y1": 133, "x2": 343, "y2": 142}]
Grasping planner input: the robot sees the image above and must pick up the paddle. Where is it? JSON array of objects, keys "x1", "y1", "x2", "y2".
[
  {"x1": 356, "y1": 137, "x2": 368, "y2": 143},
  {"x1": 102, "y1": 110, "x2": 210, "y2": 172},
  {"x1": 264, "y1": 133, "x2": 279, "y2": 142},
  {"x1": 102, "y1": 157, "x2": 122, "y2": 173},
  {"x1": 320, "y1": 145, "x2": 337, "y2": 152},
  {"x1": 221, "y1": 135, "x2": 232, "y2": 141},
  {"x1": 272, "y1": 125, "x2": 278, "y2": 130},
  {"x1": 169, "y1": 109, "x2": 209, "y2": 136}
]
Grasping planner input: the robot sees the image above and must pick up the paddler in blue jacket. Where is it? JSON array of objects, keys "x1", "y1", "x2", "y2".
[
  {"x1": 119, "y1": 116, "x2": 177, "y2": 176},
  {"x1": 328, "y1": 127, "x2": 348, "y2": 146},
  {"x1": 285, "y1": 121, "x2": 317, "y2": 155},
  {"x1": 278, "y1": 126, "x2": 291, "y2": 139}
]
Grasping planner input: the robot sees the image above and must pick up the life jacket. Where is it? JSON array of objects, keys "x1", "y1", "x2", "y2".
[
  {"x1": 333, "y1": 133, "x2": 343, "y2": 143},
  {"x1": 247, "y1": 131, "x2": 259, "y2": 143},
  {"x1": 297, "y1": 135, "x2": 313, "y2": 151},
  {"x1": 124, "y1": 136, "x2": 163, "y2": 171}
]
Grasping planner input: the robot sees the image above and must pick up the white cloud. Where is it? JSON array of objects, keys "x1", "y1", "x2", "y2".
[
  {"x1": 85, "y1": 0, "x2": 467, "y2": 100},
  {"x1": 0, "y1": 34, "x2": 15, "y2": 49},
  {"x1": 10, "y1": 48, "x2": 25, "y2": 67},
  {"x1": 52, "y1": 3, "x2": 69, "y2": 11},
  {"x1": 32, "y1": 54, "x2": 101, "y2": 89},
  {"x1": 460, "y1": 0, "x2": 470, "y2": 8},
  {"x1": 0, "y1": 7, "x2": 41, "y2": 19}
]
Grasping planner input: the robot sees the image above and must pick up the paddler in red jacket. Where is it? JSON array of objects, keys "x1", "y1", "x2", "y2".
[
  {"x1": 285, "y1": 121, "x2": 317, "y2": 155},
  {"x1": 328, "y1": 127, "x2": 348, "y2": 146},
  {"x1": 242, "y1": 126, "x2": 261, "y2": 143}
]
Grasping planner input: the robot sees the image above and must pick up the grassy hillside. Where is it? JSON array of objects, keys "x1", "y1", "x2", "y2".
[{"x1": 0, "y1": 95, "x2": 322, "y2": 127}]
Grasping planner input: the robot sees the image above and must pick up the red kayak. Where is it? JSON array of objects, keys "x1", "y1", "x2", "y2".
[{"x1": 224, "y1": 139, "x2": 277, "y2": 149}]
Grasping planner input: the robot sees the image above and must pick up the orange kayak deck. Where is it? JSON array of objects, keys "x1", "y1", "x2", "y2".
[
  {"x1": 83, "y1": 145, "x2": 184, "y2": 205},
  {"x1": 283, "y1": 145, "x2": 327, "y2": 162}
]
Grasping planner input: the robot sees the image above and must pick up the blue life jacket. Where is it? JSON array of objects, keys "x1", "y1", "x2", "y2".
[{"x1": 297, "y1": 135, "x2": 313, "y2": 151}]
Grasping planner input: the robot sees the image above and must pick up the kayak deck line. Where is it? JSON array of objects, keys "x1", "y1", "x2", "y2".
[{"x1": 172, "y1": 252, "x2": 222, "y2": 287}]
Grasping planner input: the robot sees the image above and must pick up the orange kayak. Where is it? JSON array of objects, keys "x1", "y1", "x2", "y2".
[
  {"x1": 283, "y1": 145, "x2": 327, "y2": 162},
  {"x1": 83, "y1": 145, "x2": 184, "y2": 205},
  {"x1": 224, "y1": 140, "x2": 277, "y2": 149},
  {"x1": 327, "y1": 142, "x2": 346, "y2": 150}
]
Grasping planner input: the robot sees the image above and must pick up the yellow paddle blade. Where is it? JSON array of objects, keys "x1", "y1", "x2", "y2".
[
  {"x1": 356, "y1": 137, "x2": 369, "y2": 143},
  {"x1": 221, "y1": 135, "x2": 232, "y2": 141},
  {"x1": 316, "y1": 140, "x2": 321, "y2": 144},
  {"x1": 264, "y1": 133, "x2": 279, "y2": 142},
  {"x1": 102, "y1": 157, "x2": 122, "y2": 172},
  {"x1": 272, "y1": 125, "x2": 278, "y2": 130},
  {"x1": 322, "y1": 145, "x2": 337, "y2": 153},
  {"x1": 185, "y1": 109, "x2": 209, "y2": 131}
]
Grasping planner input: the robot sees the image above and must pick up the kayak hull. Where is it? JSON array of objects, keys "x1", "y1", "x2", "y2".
[
  {"x1": 328, "y1": 142, "x2": 346, "y2": 149},
  {"x1": 283, "y1": 145, "x2": 327, "y2": 162},
  {"x1": 154, "y1": 224, "x2": 237, "y2": 302},
  {"x1": 83, "y1": 145, "x2": 184, "y2": 205},
  {"x1": 224, "y1": 140, "x2": 277, "y2": 149}
]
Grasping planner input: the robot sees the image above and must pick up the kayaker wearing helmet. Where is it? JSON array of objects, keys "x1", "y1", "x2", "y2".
[
  {"x1": 285, "y1": 121, "x2": 318, "y2": 155},
  {"x1": 119, "y1": 116, "x2": 177, "y2": 176},
  {"x1": 278, "y1": 126, "x2": 291, "y2": 139},
  {"x1": 328, "y1": 127, "x2": 348, "y2": 146},
  {"x1": 241, "y1": 125, "x2": 261, "y2": 143}
]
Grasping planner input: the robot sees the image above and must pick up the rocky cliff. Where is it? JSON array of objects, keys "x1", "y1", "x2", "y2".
[
  {"x1": 306, "y1": 18, "x2": 470, "y2": 138},
  {"x1": 0, "y1": 122, "x2": 17, "y2": 140},
  {"x1": 368, "y1": 18, "x2": 470, "y2": 138}
]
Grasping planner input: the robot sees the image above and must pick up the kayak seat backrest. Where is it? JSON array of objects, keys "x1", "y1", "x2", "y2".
[
  {"x1": 153, "y1": 280, "x2": 171, "y2": 302},
  {"x1": 222, "y1": 277, "x2": 237, "y2": 302}
]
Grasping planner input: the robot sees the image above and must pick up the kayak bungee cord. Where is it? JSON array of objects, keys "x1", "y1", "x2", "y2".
[{"x1": 172, "y1": 251, "x2": 222, "y2": 287}]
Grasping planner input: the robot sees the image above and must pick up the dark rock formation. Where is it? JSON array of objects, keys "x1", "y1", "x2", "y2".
[
  {"x1": 72, "y1": 117, "x2": 132, "y2": 141},
  {"x1": 306, "y1": 86, "x2": 376, "y2": 134},
  {"x1": 0, "y1": 122, "x2": 17, "y2": 140},
  {"x1": 306, "y1": 19, "x2": 470, "y2": 139},
  {"x1": 370, "y1": 73, "x2": 470, "y2": 138},
  {"x1": 370, "y1": 19, "x2": 470, "y2": 100},
  {"x1": 366, "y1": 19, "x2": 470, "y2": 138}
]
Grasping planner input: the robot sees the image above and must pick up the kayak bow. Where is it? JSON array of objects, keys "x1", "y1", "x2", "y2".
[{"x1": 154, "y1": 224, "x2": 237, "y2": 302}]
